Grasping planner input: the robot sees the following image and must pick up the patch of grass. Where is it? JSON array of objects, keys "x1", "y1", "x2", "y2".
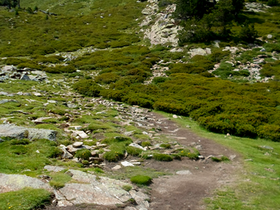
[
  {"x1": 75, "y1": 149, "x2": 92, "y2": 160},
  {"x1": 153, "y1": 153, "x2": 173, "y2": 161},
  {"x1": 141, "y1": 141, "x2": 152, "y2": 147},
  {"x1": 160, "y1": 143, "x2": 171, "y2": 149},
  {"x1": 0, "y1": 187, "x2": 51, "y2": 210},
  {"x1": 130, "y1": 175, "x2": 152, "y2": 186},
  {"x1": 0, "y1": 139, "x2": 59, "y2": 175},
  {"x1": 122, "y1": 185, "x2": 132, "y2": 191},
  {"x1": 49, "y1": 172, "x2": 72, "y2": 189},
  {"x1": 211, "y1": 156, "x2": 230, "y2": 162},
  {"x1": 126, "y1": 146, "x2": 143, "y2": 156}
]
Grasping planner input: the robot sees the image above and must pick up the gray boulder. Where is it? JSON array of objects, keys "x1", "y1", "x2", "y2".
[
  {"x1": 0, "y1": 173, "x2": 52, "y2": 193},
  {"x1": 0, "y1": 124, "x2": 57, "y2": 141}
]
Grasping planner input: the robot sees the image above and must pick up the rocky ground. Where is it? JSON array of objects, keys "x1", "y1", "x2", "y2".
[{"x1": 0, "y1": 71, "x2": 240, "y2": 209}]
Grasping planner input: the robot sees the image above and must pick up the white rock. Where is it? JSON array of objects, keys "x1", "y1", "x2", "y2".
[
  {"x1": 173, "y1": 115, "x2": 178, "y2": 118},
  {"x1": 73, "y1": 131, "x2": 89, "y2": 139},
  {"x1": 112, "y1": 165, "x2": 122, "y2": 170},
  {"x1": 176, "y1": 170, "x2": 192, "y2": 175},
  {"x1": 129, "y1": 143, "x2": 146, "y2": 151},
  {"x1": 121, "y1": 161, "x2": 134, "y2": 167},
  {"x1": 73, "y1": 142, "x2": 83, "y2": 148}
]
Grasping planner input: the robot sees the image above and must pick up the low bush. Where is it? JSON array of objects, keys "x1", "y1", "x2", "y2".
[
  {"x1": 141, "y1": 141, "x2": 152, "y2": 147},
  {"x1": 126, "y1": 146, "x2": 143, "y2": 156},
  {"x1": 153, "y1": 153, "x2": 173, "y2": 161},
  {"x1": 130, "y1": 175, "x2": 152, "y2": 186},
  {"x1": 75, "y1": 149, "x2": 92, "y2": 160}
]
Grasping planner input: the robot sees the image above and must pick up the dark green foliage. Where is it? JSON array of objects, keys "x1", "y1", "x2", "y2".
[
  {"x1": 267, "y1": 0, "x2": 279, "y2": 6},
  {"x1": 44, "y1": 65, "x2": 76, "y2": 74},
  {"x1": 130, "y1": 175, "x2": 152, "y2": 185},
  {"x1": 75, "y1": 149, "x2": 92, "y2": 160},
  {"x1": 73, "y1": 79, "x2": 103, "y2": 97},
  {"x1": 75, "y1": 72, "x2": 280, "y2": 141},
  {"x1": 153, "y1": 153, "x2": 173, "y2": 161},
  {"x1": 160, "y1": 143, "x2": 171, "y2": 149},
  {"x1": 239, "y1": 22, "x2": 258, "y2": 43}
]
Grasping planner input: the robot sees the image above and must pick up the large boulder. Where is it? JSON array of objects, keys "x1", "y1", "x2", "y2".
[
  {"x1": 0, "y1": 124, "x2": 57, "y2": 141},
  {"x1": 0, "y1": 173, "x2": 52, "y2": 193}
]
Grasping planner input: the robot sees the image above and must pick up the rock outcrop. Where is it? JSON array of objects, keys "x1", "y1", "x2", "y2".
[{"x1": 0, "y1": 124, "x2": 57, "y2": 141}]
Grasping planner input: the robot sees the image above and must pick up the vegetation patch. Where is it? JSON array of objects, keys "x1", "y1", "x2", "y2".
[
  {"x1": 153, "y1": 153, "x2": 173, "y2": 161},
  {"x1": 0, "y1": 187, "x2": 51, "y2": 210},
  {"x1": 130, "y1": 175, "x2": 152, "y2": 186},
  {"x1": 49, "y1": 172, "x2": 72, "y2": 189}
]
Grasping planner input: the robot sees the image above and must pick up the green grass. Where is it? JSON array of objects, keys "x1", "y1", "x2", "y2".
[
  {"x1": 0, "y1": 139, "x2": 59, "y2": 176},
  {"x1": 0, "y1": 187, "x2": 51, "y2": 210},
  {"x1": 49, "y1": 172, "x2": 72, "y2": 189},
  {"x1": 157, "y1": 111, "x2": 280, "y2": 210}
]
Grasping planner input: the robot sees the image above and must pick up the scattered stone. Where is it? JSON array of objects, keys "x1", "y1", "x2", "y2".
[
  {"x1": 59, "y1": 145, "x2": 74, "y2": 159},
  {"x1": 72, "y1": 130, "x2": 89, "y2": 139},
  {"x1": 0, "y1": 99, "x2": 18, "y2": 104},
  {"x1": 229, "y1": 155, "x2": 236, "y2": 160},
  {"x1": 260, "y1": 145, "x2": 273, "y2": 150},
  {"x1": 130, "y1": 190, "x2": 150, "y2": 208},
  {"x1": 73, "y1": 142, "x2": 84, "y2": 148},
  {"x1": 129, "y1": 143, "x2": 146, "y2": 151},
  {"x1": 121, "y1": 161, "x2": 135, "y2": 167},
  {"x1": 44, "y1": 165, "x2": 66, "y2": 172},
  {"x1": 32, "y1": 117, "x2": 53, "y2": 124},
  {"x1": 112, "y1": 165, "x2": 122, "y2": 170},
  {"x1": 176, "y1": 170, "x2": 192, "y2": 175}
]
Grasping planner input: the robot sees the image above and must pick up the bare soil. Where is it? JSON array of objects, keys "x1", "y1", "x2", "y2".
[{"x1": 46, "y1": 112, "x2": 241, "y2": 210}]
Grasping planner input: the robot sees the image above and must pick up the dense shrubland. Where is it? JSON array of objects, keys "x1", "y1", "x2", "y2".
[{"x1": 74, "y1": 71, "x2": 280, "y2": 141}]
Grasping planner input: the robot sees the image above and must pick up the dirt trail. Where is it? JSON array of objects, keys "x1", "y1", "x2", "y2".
[
  {"x1": 146, "y1": 113, "x2": 240, "y2": 210},
  {"x1": 46, "y1": 112, "x2": 241, "y2": 210}
]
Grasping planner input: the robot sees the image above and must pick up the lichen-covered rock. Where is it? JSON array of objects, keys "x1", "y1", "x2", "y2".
[{"x1": 0, "y1": 124, "x2": 57, "y2": 141}]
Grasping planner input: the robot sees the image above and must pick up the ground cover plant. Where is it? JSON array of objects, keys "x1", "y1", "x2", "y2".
[{"x1": 0, "y1": 188, "x2": 51, "y2": 210}]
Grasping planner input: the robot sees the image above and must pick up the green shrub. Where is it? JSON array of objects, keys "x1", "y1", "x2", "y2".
[
  {"x1": 130, "y1": 175, "x2": 152, "y2": 186},
  {"x1": 238, "y1": 21, "x2": 258, "y2": 43},
  {"x1": 126, "y1": 146, "x2": 143, "y2": 156},
  {"x1": 153, "y1": 153, "x2": 173, "y2": 161},
  {"x1": 160, "y1": 143, "x2": 171, "y2": 149},
  {"x1": 141, "y1": 141, "x2": 152, "y2": 147},
  {"x1": 103, "y1": 150, "x2": 124, "y2": 162},
  {"x1": 75, "y1": 149, "x2": 92, "y2": 160},
  {"x1": 44, "y1": 65, "x2": 76, "y2": 74}
]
